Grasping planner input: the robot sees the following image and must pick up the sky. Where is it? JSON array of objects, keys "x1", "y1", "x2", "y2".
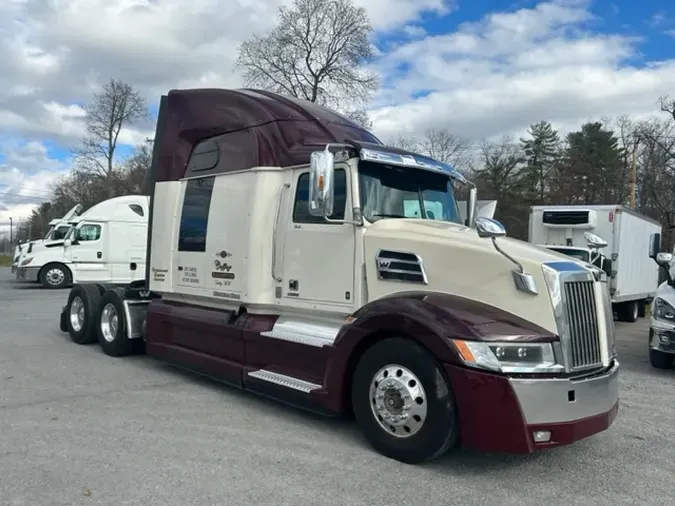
[{"x1": 1, "y1": 0, "x2": 674, "y2": 233}]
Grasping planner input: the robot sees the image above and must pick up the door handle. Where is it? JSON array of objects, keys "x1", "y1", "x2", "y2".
[{"x1": 97, "y1": 251, "x2": 102, "y2": 259}]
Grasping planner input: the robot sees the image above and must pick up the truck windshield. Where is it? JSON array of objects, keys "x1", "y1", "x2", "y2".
[
  {"x1": 357, "y1": 161, "x2": 462, "y2": 223},
  {"x1": 547, "y1": 247, "x2": 590, "y2": 263}
]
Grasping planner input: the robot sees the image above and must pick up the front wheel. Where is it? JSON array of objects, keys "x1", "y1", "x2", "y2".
[
  {"x1": 40, "y1": 263, "x2": 71, "y2": 289},
  {"x1": 351, "y1": 337, "x2": 459, "y2": 464},
  {"x1": 649, "y1": 349, "x2": 674, "y2": 369}
]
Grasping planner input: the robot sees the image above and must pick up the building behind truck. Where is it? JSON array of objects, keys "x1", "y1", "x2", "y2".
[
  {"x1": 17, "y1": 195, "x2": 149, "y2": 288},
  {"x1": 58, "y1": 88, "x2": 620, "y2": 465},
  {"x1": 529, "y1": 205, "x2": 662, "y2": 323}
]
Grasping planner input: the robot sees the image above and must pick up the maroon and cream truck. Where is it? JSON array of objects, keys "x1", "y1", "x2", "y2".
[{"x1": 58, "y1": 88, "x2": 620, "y2": 464}]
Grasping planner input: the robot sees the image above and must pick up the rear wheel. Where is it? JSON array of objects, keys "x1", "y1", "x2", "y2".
[
  {"x1": 66, "y1": 285, "x2": 102, "y2": 345},
  {"x1": 618, "y1": 301, "x2": 639, "y2": 323},
  {"x1": 351, "y1": 337, "x2": 459, "y2": 464},
  {"x1": 97, "y1": 289, "x2": 134, "y2": 357}
]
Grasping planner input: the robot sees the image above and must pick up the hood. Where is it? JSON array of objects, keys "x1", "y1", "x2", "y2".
[{"x1": 363, "y1": 219, "x2": 593, "y2": 334}]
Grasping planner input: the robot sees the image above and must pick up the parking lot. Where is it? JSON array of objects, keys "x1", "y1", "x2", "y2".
[{"x1": 1, "y1": 267, "x2": 674, "y2": 506}]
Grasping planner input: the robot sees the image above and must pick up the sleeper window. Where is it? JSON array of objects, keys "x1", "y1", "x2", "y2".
[
  {"x1": 178, "y1": 176, "x2": 215, "y2": 252},
  {"x1": 292, "y1": 169, "x2": 347, "y2": 223}
]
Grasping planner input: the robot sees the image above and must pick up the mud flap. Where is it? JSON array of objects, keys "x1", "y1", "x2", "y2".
[{"x1": 59, "y1": 304, "x2": 68, "y2": 332}]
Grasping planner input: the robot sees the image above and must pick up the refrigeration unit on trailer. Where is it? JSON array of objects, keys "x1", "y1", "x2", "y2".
[
  {"x1": 16, "y1": 195, "x2": 149, "y2": 289},
  {"x1": 11, "y1": 204, "x2": 82, "y2": 272},
  {"x1": 58, "y1": 88, "x2": 620, "y2": 465},
  {"x1": 529, "y1": 205, "x2": 662, "y2": 323}
]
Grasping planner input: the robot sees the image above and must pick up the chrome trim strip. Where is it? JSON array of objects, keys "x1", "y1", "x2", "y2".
[
  {"x1": 247, "y1": 369, "x2": 322, "y2": 393},
  {"x1": 260, "y1": 316, "x2": 343, "y2": 348},
  {"x1": 271, "y1": 183, "x2": 290, "y2": 283}
]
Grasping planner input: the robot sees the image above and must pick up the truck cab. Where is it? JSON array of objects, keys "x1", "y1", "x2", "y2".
[
  {"x1": 647, "y1": 241, "x2": 675, "y2": 370},
  {"x1": 12, "y1": 204, "x2": 82, "y2": 272},
  {"x1": 59, "y1": 88, "x2": 620, "y2": 464},
  {"x1": 17, "y1": 196, "x2": 148, "y2": 288}
]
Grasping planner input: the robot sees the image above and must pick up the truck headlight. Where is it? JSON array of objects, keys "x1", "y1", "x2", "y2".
[
  {"x1": 451, "y1": 339, "x2": 564, "y2": 374},
  {"x1": 21, "y1": 257, "x2": 33, "y2": 266},
  {"x1": 653, "y1": 297, "x2": 675, "y2": 321}
]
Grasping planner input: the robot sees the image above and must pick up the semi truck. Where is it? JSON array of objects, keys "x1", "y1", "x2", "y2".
[
  {"x1": 16, "y1": 195, "x2": 148, "y2": 289},
  {"x1": 647, "y1": 239, "x2": 675, "y2": 370},
  {"x1": 529, "y1": 205, "x2": 662, "y2": 323},
  {"x1": 57, "y1": 88, "x2": 620, "y2": 464},
  {"x1": 11, "y1": 204, "x2": 82, "y2": 272}
]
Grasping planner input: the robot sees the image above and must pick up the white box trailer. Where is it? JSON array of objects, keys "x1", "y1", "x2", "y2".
[{"x1": 529, "y1": 205, "x2": 662, "y2": 322}]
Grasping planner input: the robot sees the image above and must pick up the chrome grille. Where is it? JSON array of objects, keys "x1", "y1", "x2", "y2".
[{"x1": 563, "y1": 280, "x2": 602, "y2": 370}]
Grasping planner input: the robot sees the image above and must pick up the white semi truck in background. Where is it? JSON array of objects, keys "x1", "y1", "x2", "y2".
[
  {"x1": 16, "y1": 195, "x2": 149, "y2": 289},
  {"x1": 529, "y1": 205, "x2": 662, "y2": 323},
  {"x1": 11, "y1": 204, "x2": 82, "y2": 273}
]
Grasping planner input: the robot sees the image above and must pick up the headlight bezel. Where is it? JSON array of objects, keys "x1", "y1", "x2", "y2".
[
  {"x1": 451, "y1": 339, "x2": 564, "y2": 374},
  {"x1": 653, "y1": 297, "x2": 675, "y2": 321}
]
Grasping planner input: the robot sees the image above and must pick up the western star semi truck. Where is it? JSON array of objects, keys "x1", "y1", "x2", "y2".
[
  {"x1": 529, "y1": 205, "x2": 662, "y2": 323},
  {"x1": 57, "y1": 88, "x2": 620, "y2": 464}
]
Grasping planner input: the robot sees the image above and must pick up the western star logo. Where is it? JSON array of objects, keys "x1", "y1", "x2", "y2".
[{"x1": 377, "y1": 259, "x2": 391, "y2": 269}]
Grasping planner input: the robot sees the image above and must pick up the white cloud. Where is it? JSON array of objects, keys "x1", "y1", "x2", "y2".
[
  {"x1": 368, "y1": 0, "x2": 675, "y2": 142},
  {"x1": 1, "y1": 0, "x2": 674, "y2": 227}
]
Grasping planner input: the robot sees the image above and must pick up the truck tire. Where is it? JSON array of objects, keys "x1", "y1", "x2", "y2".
[
  {"x1": 649, "y1": 349, "x2": 674, "y2": 369},
  {"x1": 638, "y1": 300, "x2": 647, "y2": 318},
  {"x1": 618, "y1": 301, "x2": 639, "y2": 323},
  {"x1": 351, "y1": 337, "x2": 459, "y2": 464},
  {"x1": 96, "y1": 289, "x2": 134, "y2": 357},
  {"x1": 39, "y1": 263, "x2": 72, "y2": 289},
  {"x1": 66, "y1": 284, "x2": 102, "y2": 345}
]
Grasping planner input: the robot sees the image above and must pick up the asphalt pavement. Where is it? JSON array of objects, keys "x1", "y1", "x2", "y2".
[{"x1": 1, "y1": 267, "x2": 674, "y2": 506}]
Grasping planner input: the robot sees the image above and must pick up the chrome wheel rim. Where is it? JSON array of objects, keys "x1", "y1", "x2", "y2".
[
  {"x1": 100, "y1": 303, "x2": 118, "y2": 343},
  {"x1": 69, "y1": 297, "x2": 85, "y2": 332},
  {"x1": 47, "y1": 268, "x2": 65, "y2": 286},
  {"x1": 369, "y1": 364, "x2": 428, "y2": 438}
]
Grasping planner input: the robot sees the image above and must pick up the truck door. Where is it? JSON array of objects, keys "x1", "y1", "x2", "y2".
[
  {"x1": 281, "y1": 166, "x2": 356, "y2": 310},
  {"x1": 70, "y1": 222, "x2": 111, "y2": 281}
]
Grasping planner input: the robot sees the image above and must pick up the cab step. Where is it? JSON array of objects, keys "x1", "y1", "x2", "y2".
[{"x1": 247, "y1": 369, "x2": 321, "y2": 393}]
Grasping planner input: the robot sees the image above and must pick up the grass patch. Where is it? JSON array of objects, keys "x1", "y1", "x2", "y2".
[{"x1": 0, "y1": 255, "x2": 13, "y2": 267}]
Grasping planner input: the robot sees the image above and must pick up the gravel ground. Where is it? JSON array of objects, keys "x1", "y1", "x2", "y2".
[{"x1": 0, "y1": 267, "x2": 674, "y2": 506}]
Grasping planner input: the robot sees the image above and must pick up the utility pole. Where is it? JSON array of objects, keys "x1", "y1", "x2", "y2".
[
  {"x1": 9, "y1": 217, "x2": 12, "y2": 245},
  {"x1": 629, "y1": 136, "x2": 639, "y2": 210}
]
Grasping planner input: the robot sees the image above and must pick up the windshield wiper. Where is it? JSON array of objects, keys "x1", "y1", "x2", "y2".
[{"x1": 371, "y1": 213, "x2": 406, "y2": 219}]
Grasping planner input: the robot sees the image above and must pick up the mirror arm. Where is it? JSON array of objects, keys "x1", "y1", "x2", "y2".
[{"x1": 491, "y1": 237, "x2": 524, "y2": 273}]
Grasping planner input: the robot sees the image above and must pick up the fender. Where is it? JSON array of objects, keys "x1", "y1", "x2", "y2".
[{"x1": 322, "y1": 291, "x2": 557, "y2": 413}]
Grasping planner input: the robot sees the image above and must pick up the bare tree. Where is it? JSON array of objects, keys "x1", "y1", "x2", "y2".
[
  {"x1": 235, "y1": 0, "x2": 379, "y2": 128},
  {"x1": 72, "y1": 79, "x2": 149, "y2": 196},
  {"x1": 386, "y1": 128, "x2": 472, "y2": 172}
]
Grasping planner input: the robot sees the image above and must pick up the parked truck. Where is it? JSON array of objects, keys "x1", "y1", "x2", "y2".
[
  {"x1": 11, "y1": 204, "x2": 82, "y2": 272},
  {"x1": 646, "y1": 238, "x2": 675, "y2": 370},
  {"x1": 529, "y1": 205, "x2": 662, "y2": 323},
  {"x1": 57, "y1": 88, "x2": 620, "y2": 464},
  {"x1": 16, "y1": 195, "x2": 148, "y2": 288}
]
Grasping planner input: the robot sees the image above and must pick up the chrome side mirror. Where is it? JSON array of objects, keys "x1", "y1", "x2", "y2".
[
  {"x1": 584, "y1": 231, "x2": 607, "y2": 249},
  {"x1": 466, "y1": 187, "x2": 477, "y2": 228},
  {"x1": 475, "y1": 217, "x2": 507, "y2": 239},
  {"x1": 308, "y1": 147, "x2": 335, "y2": 217},
  {"x1": 649, "y1": 233, "x2": 661, "y2": 259},
  {"x1": 655, "y1": 252, "x2": 673, "y2": 266}
]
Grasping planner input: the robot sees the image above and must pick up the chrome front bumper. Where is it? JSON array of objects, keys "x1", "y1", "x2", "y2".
[{"x1": 509, "y1": 360, "x2": 620, "y2": 425}]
